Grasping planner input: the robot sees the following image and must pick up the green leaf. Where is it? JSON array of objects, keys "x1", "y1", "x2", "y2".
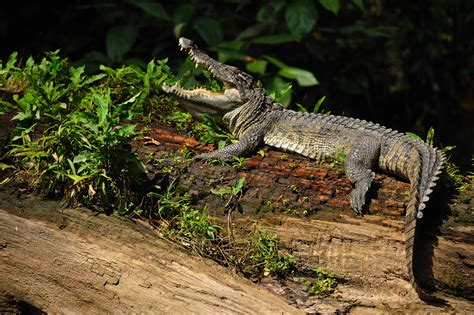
[
  {"x1": 67, "y1": 158, "x2": 77, "y2": 175},
  {"x1": 232, "y1": 177, "x2": 245, "y2": 195},
  {"x1": 263, "y1": 55, "x2": 288, "y2": 69},
  {"x1": 217, "y1": 140, "x2": 227, "y2": 149},
  {"x1": 12, "y1": 111, "x2": 32, "y2": 121},
  {"x1": 73, "y1": 154, "x2": 88, "y2": 164},
  {"x1": 194, "y1": 18, "x2": 223, "y2": 46},
  {"x1": 313, "y1": 96, "x2": 326, "y2": 113},
  {"x1": 296, "y1": 103, "x2": 308, "y2": 112},
  {"x1": 352, "y1": 0, "x2": 365, "y2": 11},
  {"x1": 441, "y1": 146, "x2": 456, "y2": 153},
  {"x1": 426, "y1": 127, "x2": 435, "y2": 145},
  {"x1": 118, "y1": 124, "x2": 137, "y2": 137},
  {"x1": 6, "y1": 52, "x2": 18, "y2": 69},
  {"x1": 405, "y1": 132, "x2": 422, "y2": 142},
  {"x1": 319, "y1": 0, "x2": 341, "y2": 15},
  {"x1": 82, "y1": 73, "x2": 107, "y2": 86},
  {"x1": 129, "y1": 0, "x2": 169, "y2": 20},
  {"x1": 269, "y1": 78, "x2": 292, "y2": 107},
  {"x1": 94, "y1": 94, "x2": 109, "y2": 128},
  {"x1": 69, "y1": 66, "x2": 85, "y2": 86},
  {"x1": 285, "y1": 0, "x2": 317, "y2": 35},
  {"x1": 65, "y1": 173, "x2": 92, "y2": 184},
  {"x1": 252, "y1": 34, "x2": 302, "y2": 45},
  {"x1": 278, "y1": 67, "x2": 319, "y2": 86},
  {"x1": 246, "y1": 60, "x2": 268, "y2": 75},
  {"x1": 210, "y1": 187, "x2": 232, "y2": 197},
  {"x1": 0, "y1": 163, "x2": 14, "y2": 171},
  {"x1": 119, "y1": 91, "x2": 142, "y2": 106},
  {"x1": 106, "y1": 25, "x2": 137, "y2": 62}
]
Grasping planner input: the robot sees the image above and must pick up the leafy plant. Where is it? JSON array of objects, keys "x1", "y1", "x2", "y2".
[
  {"x1": 232, "y1": 156, "x2": 249, "y2": 170},
  {"x1": 296, "y1": 96, "x2": 329, "y2": 113},
  {"x1": 210, "y1": 176, "x2": 245, "y2": 199},
  {"x1": 0, "y1": 52, "x2": 174, "y2": 213},
  {"x1": 246, "y1": 231, "x2": 296, "y2": 278},
  {"x1": 305, "y1": 267, "x2": 337, "y2": 295}
]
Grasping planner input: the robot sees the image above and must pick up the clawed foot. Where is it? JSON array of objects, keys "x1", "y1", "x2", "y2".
[
  {"x1": 349, "y1": 173, "x2": 374, "y2": 216},
  {"x1": 349, "y1": 189, "x2": 366, "y2": 215}
]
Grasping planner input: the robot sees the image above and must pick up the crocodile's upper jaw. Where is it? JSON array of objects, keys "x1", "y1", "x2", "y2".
[{"x1": 162, "y1": 37, "x2": 253, "y2": 121}]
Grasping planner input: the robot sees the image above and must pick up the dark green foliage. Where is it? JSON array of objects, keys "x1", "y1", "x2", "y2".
[
  {"x1": 0, "y1": 52, "x2": 173, "y2": 212},
  {"x1": 2, "y1": 2, "x2": 472, "y2": 172}
]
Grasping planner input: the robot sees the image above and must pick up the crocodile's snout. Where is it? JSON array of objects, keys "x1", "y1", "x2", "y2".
[{"x1": 178, "y1": 37, "x2": 197, "y2": 51}]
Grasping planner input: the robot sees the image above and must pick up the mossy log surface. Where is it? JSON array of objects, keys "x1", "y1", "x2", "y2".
[{"x1": 1, "y1": 123, "x2": 473, "y2": 313}]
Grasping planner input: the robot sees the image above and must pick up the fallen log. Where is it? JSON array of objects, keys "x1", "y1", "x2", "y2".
[
  {"x1": 0, "y1": 196, "x2": 301, "y2": 314},
  {"x1": 0, "y1": 123, "x2": 472, "y2": 313}
]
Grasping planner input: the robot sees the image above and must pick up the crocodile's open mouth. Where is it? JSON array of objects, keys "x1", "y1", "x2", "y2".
[{"x1": 162, "y1": 38, "x2": 252, "y2": 120}]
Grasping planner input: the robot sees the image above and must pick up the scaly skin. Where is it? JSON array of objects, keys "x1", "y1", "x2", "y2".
[{"x1": 162, "y1": 38, "x2": 446, "y2": 299}]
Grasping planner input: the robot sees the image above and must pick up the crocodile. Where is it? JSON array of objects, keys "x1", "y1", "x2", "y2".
[{"x1": 162, "y1": 37, "x2": 446, "y2": 299}]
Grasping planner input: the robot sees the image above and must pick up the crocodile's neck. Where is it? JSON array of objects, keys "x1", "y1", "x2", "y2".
[{"x1": 223, "y1": 89, "x2": 278, "y2": 139}]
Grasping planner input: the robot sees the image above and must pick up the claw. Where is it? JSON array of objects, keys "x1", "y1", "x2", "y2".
[{"x1": 349, "y1": 181, "x2": 370, "y2": 216}]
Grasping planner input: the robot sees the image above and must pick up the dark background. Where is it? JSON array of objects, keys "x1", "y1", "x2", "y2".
[{"x1": 1, "y1": 0, "x2": 472, "y2": 171}]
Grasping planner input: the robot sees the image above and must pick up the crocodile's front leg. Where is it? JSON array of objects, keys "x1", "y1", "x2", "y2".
[
  {"x1": 195, "y1": 127, "x2": 264, "y2": 162},
  {"x1": 344, "y1": 138, "x2": 381, "y2": 214}
]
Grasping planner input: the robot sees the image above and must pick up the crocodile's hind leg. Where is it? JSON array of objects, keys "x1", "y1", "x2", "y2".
[{"x1": 344, "y1": 139, "x2": 381, "y2": 214}]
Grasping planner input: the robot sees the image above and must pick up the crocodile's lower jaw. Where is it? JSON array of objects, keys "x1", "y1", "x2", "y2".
[{"x1": 162, "y1": 83, "x2": 244, "y2": 120}]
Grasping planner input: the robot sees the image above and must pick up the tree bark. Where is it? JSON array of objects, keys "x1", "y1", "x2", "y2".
[{"x1": 0, "y1": 123, "x2": 473, "y2": 313}]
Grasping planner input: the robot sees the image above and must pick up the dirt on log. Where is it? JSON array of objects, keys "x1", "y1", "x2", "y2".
[{"x1": 1, "y1": 123, "x2": 473, "y2": 313}]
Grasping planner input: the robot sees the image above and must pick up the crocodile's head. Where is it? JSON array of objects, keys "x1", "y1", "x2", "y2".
[{"x1": 162, "y1": 37, "x2": 255, "y2": 122}]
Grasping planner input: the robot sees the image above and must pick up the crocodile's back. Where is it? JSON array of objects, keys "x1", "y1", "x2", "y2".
[
  {"x1": 264, "y1": 109, "x2": 445, "y2": 208},
  {"x1": 264, "y1": 110, "x2": 388, "y2": 161}
]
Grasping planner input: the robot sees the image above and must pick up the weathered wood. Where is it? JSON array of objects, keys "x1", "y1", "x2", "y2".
[
  {"x1": 0, "y1": 123, "x2": 472, "y2": 313},
  {"x1": 0, "y1": 197, "x2": 301, "y2": 314}
]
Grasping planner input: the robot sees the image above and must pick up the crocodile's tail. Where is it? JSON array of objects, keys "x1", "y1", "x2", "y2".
[{"x1": 404, "y1": 140, "x2": 445, "y2": 299}]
